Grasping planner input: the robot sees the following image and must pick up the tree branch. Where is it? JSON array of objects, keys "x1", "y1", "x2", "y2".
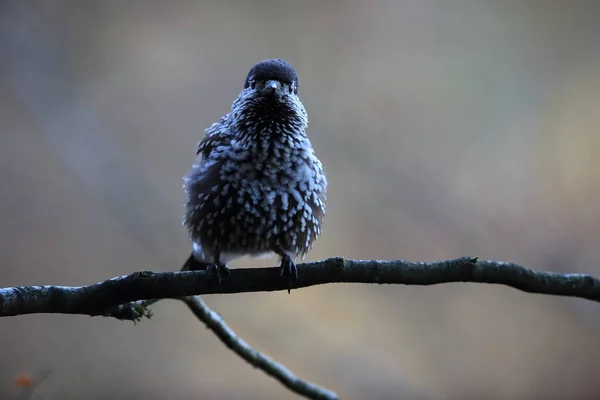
[
  {"x1": 2, "y1": 257, "x2": 599, "y2": 319},
  {"x1": 181, "y1": 296, "x2": 338, "y2": 400},
  {"x1": 3, "y1": 256, "x2": 599, "y2": 400}
]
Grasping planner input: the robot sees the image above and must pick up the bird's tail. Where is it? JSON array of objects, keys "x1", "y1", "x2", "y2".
[{"x1": 181, "y1": 253, "x2": 213, "y2": 271}]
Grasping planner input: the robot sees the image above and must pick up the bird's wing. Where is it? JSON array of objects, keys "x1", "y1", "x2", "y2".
[
  {"x1": 195, "y1": 131, "x2": 231, "y2": 160},
  {"x1": 196, "y1": 136, "x2": 212, "y2": 157},
  {"x1": 196, "y1": 116, "x2": 232, "y2": 157}
]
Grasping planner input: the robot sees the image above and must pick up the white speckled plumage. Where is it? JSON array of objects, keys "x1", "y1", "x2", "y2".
[{"x1": 183, "y1": 59, "x2": 327, "y2": 270}]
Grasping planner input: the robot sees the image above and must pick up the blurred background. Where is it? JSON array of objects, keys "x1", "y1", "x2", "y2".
[{"x1": 1, "y1": 1, "x2": 600, "y2": 399}]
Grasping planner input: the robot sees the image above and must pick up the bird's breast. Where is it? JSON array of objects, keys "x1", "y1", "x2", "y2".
[{"x1": 185, "y1": 135, "x2": 325, "y2": 257}]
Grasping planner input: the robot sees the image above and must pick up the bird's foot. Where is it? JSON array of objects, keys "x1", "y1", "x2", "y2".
[
  {"x1": 207, "y1": 262, "x2": 232, "y2": 287},
  {"x1": 279, "y1": 255, "x2": 298, "y2": 294}
]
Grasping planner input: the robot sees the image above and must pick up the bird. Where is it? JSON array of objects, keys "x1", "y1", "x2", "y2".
[{"x1": 181, "y1": 59, "x2": 327, "y2": 292}]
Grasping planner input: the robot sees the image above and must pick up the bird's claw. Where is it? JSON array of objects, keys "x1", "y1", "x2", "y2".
[
  {"x1": 279, "y1": 255, "x2": 298, "y2": 294},
  {"x1": 207, "y1": 262, "x2": 232, "y2": 287}
]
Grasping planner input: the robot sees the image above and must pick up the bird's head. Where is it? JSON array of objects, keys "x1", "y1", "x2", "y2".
[
  {"x1": 229, "y1": 59, "x2": 307, "y2": 137},
  {"x1": 244, "y1": 59, "x2": 299, "y2": 101}
]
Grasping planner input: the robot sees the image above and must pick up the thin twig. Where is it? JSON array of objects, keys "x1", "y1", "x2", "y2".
[
  {"x1": 1, "y1": 257, "x2": 599, "y2": 320},
  {"x1": 181, "y1": 296, "x2": 338, "y2": 400}
]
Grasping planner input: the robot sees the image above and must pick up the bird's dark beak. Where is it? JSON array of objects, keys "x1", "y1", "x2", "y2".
[{"x1": 261, "y1": 80, "x2": 281, "y2": 98}]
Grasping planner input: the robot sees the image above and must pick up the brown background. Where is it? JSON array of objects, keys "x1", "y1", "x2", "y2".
[{"x1": 1, "y1": 1, "x2": 600, "y2": 399}]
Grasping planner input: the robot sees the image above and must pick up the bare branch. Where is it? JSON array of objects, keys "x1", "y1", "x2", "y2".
[
  {"x1": 181, "y1": 296, "x2": 338, "y2": 400},
  {"x1": 2, "y1": 257, "x2": 600, "y2": 320},
  {"x1": 3, "y1": 257, "x2": 599, "y2": 399}
]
